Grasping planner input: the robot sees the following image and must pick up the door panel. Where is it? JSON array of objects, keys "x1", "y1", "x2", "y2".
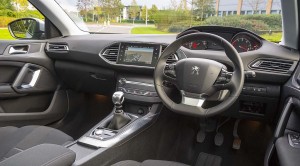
[{"x1": 0, "y1": 40, "x2": 68, "y2": 127}]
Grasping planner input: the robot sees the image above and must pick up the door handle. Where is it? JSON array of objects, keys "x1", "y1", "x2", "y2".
[
  {"x1": 8, "y1": 45, "x2": 29, "y2": 54},
  {"x1": 12, "y1": 64, "x2": 41, "y2": 90},
  {"x1": 11, "y1": 63, "x2": 57, "y2": 94}
]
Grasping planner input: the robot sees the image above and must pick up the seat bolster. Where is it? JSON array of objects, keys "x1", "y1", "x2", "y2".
[
  {"x1": 111, "y1": 160, "x2": 141, "y2": 166},
  {"x1": 0, "y1": 125, "x2": 74, "y2": 160},
  {"x1": 0, "y1": 144, "x2": 75, "y2": 166}
]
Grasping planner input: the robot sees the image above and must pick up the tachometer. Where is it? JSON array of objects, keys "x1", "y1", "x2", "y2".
[
  {"x1": 232, "y1": 37, "x2": 252, "y2": 52},
  {"x1": 183, "y1": 40, "x2": 208, "y2": 50}
]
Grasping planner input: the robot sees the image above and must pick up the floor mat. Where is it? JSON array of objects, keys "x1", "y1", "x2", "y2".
[
  {"x1": 192, "y1": 119, "x2": 272, "y2": 166},
  {"x1": 195, "y1": 152, "x2": 222, "y2": 166}
]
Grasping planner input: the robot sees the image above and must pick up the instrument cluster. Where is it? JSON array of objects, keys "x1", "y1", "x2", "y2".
[{"x1": 183, "y1": 32, "x2": 262, "y2": 53}]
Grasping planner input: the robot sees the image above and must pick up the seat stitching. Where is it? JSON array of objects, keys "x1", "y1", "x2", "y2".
[{"x1": 41, "y1": 151, "x2": 74, "y2": 166}]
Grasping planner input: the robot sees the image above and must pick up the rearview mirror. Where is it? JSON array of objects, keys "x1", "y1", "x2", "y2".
[{"x1": 8, "y1": 18, "x2": 45, "y2": 40}]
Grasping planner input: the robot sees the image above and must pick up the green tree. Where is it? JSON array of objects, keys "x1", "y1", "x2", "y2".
[
  {"x1": 178, "y1": 0, "x2": 188, "y2": 11},
  {"x1": 94, "y1": 6, "x2": 102, "y2": 22},
  {"x1": 193, "y1": 0, "x2": 215, "y2": 21},
  {"x1": 77, "y1": 0, "x2": 93, "y2": 22},
  {"x1": 141, "y1": 5, "x2": 147, "y2": 20},
  {"x1": 98, "y1": 0, "x2": 123, "y2": 21},
  {"x1": 13, "y1": 0, "x2": 28, "y2": 11},
  {"x1": 148, "y1": 5, "x2": 158, "y2": 20},
  {"x1": 0, "y1": 0, "x2": 14, "y2": 10},
  {"x1": 128, "y1": 0, "x2": 139, "y2": 24}
]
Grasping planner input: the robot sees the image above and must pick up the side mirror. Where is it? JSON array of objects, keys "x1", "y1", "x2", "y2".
[{"x1": 8, "y1": 18, "x2": 45, "y2": 40}]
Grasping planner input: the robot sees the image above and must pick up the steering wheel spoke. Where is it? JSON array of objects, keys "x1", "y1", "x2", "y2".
[
  {"x1": 163, "y1": 63, "x2": 177, "y2": 86},
  {"x1": 180, "y1": 91, "x2": 206, "y2": 107}
]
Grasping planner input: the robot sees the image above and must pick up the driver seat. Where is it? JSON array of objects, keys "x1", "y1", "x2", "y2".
[{"x1": 112, "y1": 160, "x2": 189, "y2": 166}]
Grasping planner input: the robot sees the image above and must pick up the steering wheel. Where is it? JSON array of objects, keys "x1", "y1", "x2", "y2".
[{"x1": 154, "y1": 32, "x2": 244, "y2": 117}]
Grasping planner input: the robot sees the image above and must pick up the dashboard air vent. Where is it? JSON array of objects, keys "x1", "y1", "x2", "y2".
[
  {"x1": 250, "y1": 59, "x2": 294, "y2": 73},
  {"x1": 47, "y1": 43, "x2": 69, "y2": 52},
  {"x1": 101, "y1": 43, "x2": 120, "y2": 62},
  {"x1": 161, "y1": 45, "x2": 179, "y2": 64}
]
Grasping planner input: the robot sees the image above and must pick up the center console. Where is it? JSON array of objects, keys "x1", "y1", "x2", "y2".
[{"x1": 66, "y1": 75, "x2": 162, "y2": 165}]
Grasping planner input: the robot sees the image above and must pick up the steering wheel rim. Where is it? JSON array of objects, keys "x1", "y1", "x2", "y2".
[{"x1": 154, "y1": 32, "x2": 244, "y2": 118}]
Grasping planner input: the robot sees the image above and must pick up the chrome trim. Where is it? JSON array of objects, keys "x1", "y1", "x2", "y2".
[
  {"x1": 182, "y1": 96, "x2": 205, "y2": 107},
  {"x1": 98, "y1": 42, "x2": 186, "y2": 68},
  {"x1": 124, "y1": 80, "x2": 154, "y2": 87},
  {"x1": 21, "y1": 69, "x2": 41, "y2": 89},
  {"x1": 180, "y1": 90, "x2": 205, "y2": 107},
  {"x1": 78, "y1": 112, "x2": 157, "y2": 148},
  {"x1": 8, "y1": 46, "x2": 28, "y2": 54},
  {"x1": 47, "y1": 44, "x2": 69, "y2": 51}
]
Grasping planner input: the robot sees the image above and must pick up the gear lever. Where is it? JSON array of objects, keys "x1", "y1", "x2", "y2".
[
  {"x1": 112, "y1": 91, "x2": 125, "y2": 113},
  {"x1": 107, "y1": 91, "x2": 131, "y2": 130}
]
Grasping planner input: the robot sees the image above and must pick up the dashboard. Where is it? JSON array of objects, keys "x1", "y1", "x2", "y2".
[
  {"x1": 46, "y1": 26, "x2": 299, "y2": 80},
  {"x1": 44, "y1": 26, "x2": 299, "y2": 121}
]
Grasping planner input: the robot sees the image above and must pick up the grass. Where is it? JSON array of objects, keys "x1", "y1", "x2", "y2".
[
  {"x1": 260, "y1": 32, "x2": 282, "y2": 43},
  {"x1": 0, "y1": 28, "x2": 15, "y2": 40},
  {"x1": 131, "y1": 27, "x2": 170, "y2": 34}
]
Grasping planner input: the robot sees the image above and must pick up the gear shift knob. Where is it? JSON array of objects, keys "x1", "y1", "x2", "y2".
[{"x1": 112, "y1": 91, "x2": 125, "y2": 107}]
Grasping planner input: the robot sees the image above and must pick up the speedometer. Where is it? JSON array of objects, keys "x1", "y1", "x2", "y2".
[
  {"x1": 231, "y1": 32, "x2": 262, "y2": 53},
  {"x1": 232, "y1": 38, "x2": 252, "y2": 52}
]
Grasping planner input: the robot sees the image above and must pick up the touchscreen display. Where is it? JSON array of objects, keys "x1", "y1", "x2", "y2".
[
  {"x1": 117, "y1": 43, "x2": 160, "y2": 67},
  {"x1": 124, "y1": 46, "x2": 154, "y2": 65}
]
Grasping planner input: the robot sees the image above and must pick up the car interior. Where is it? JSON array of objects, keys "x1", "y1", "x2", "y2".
[{"x1": 0, "y1": 0, "x2": 300, "y2": 166}]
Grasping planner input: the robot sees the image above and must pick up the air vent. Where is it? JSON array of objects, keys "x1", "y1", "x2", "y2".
[
  {"x1": 161, "y1": 45, "x2": 179, "y2": 64},
  {"x1": 47, "y1": 43, "x2": 69, "y2": 51},
  {"x1": 101, "y1": 43, "x2": 120, "y2": 63},
  {"x1": 250, "y1": 59, "x2": 294, "y2": 73}
]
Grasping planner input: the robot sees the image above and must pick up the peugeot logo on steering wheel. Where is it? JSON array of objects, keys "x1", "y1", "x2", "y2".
[{"x1": 191, "y1": 66, "x2": 200, "y2": 75}]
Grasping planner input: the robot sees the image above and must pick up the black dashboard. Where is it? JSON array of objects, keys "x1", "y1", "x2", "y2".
[{"x1": 45, "y1": 26, "x2": 299, "y2": 121}]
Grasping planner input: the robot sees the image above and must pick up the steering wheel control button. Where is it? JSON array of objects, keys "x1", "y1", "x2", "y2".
[
  {"x1": 215, "y1": 68, "x2": 232, "y2": 84},
  {"x1": 164, "y1": 64, "x2": 177, "y2": 78},
  {"x1": 288, "y1": 133, "x2": 300, "y2": 148}
]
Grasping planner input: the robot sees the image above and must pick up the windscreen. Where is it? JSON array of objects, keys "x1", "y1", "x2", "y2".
[{"x1": 54, "y1": 0, "x2": 282, "y2": 42}]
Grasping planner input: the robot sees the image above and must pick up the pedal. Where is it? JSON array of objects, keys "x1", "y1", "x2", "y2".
[
  {"x1": 197, "y1": 130, "x2": 206, "y2": 143},
  {"x1": 214, "y1": 132, "x2": 224, "y2": 146},
  {"x1": 214, "y1": 118, "x2": 230, "y2": 146},
  {"x1": 232, "y1": 119, "x2": 241, "y2": 150},
  {"x1": 233, "y1": 137, "x2": 241, "y2": 150}
]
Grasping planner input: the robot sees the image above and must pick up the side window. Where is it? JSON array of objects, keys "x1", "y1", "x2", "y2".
[{"x1": 0, "y1": 1, "x2": 44, "y2": 40}]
